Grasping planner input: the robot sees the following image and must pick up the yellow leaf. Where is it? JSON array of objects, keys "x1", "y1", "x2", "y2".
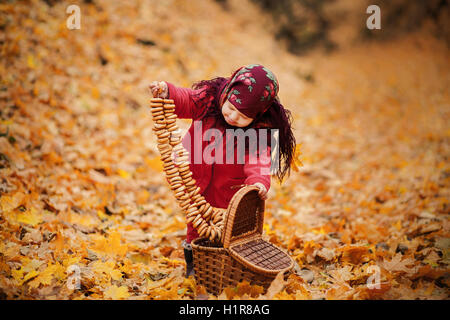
[
  {"x1": 398, "y1": 186, "x2": 407, "y2": 194},
  {"x1": 149, "y1": 285, "x2": 179, "y2": 300},
  {"x1": 31, "y1": 272, "x2": 52, "y2": 288},
  {"x1": 91, "y1": 231, "x2": 127, "y2": 257},
  {"x1": 104, "y1": 285, "x2": 130, "y2": 300},
  {"x1": 117, "y1": 259, "x2": 132, "y2": 274},
  {"x1": 91, "y1": 87, "x2": 100, "y2": 99},
  {"x1": 69, "y1": 211, "x2": 98, "y2": 228},
  {"x1": 53, "y1": 231, "x2": 65, "y2": 255},
  {"x1": 12, "y1": 259, "x2": 41, "y2": 285},
  {"x1": 312, "y1": 226, "x2": 327, "y2": 235},
  {"x1": 11, "y1": 268, "x2": 25, "y2": 283},
  {"x1": 92, "y1": 260, "x2": 123, "y2": 281},
  {"x1": 62, "y1": 256, "x2": 81, "y2": 269},
  {"x1": 28, "y1": 263, "x2": 65, "y2": 289},
  {"x1": 147, "y1": 276, "x2": 174, "y2": 291},
  {"x1": 111, "y1": 270, "x2": 124, "y2": 282},
  {"x1": 22, "y1": 270, "x2": 39, "y2": 284},
  {"x1": 161, "y1": 257, "x2": 184, "y2": 268},
  {"x1": 51, "y1": 262, "x2": 67, "y2": 281},
  {"x1": 16, "y1": 208, "x2": 42, "y2": 226},
  {"x1": 27, "y1": 54, "x2": 36, "y2": 69},
  {"x1": 263, "y1": 223, "x2": 275, "y2": 236},
  {"x1": 164, "y1": 206, "x2": 172, "y2": 215},
  {"x1": 235, "y1": 281, "x2": 264, "y2": 298},
  {"x1": 97, "y1": 209, "x2": 109, "y2": 220},
  {"x1": 145, "y1": 156, "x2": 163, "y2": 172},
  {"x1": 0, "y1": 192, "x2": 25, "y2": 213},
  {"x1": 109, "y1": 231, "x2": 128, "y2": 257},
  {"x1": 22, "y1": 257, "x2": 44, "y2": 272},
  {"x1": 1, "y1": 120, "x2": 13, "y2": 126},
  {"x1": 291, "y1": 144, "x2": 303, "y2": 172},
  {"x1": 117, "y1": 169, "x2": 130, "y2": 179},
  {"x1": 161, "y1": 217, "x2": 185, "y2": 234}
]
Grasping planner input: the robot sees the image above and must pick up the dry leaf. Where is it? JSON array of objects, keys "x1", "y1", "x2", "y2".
[
  {"x1": 104, "y1": 285, "x2": 130, "y2": 300},
  {"x1": 258, "y1": 272, "x2": 286, "y2": 300},
  {"x1": 380, "y1": 253, "x2": 416, "y2": 275}
]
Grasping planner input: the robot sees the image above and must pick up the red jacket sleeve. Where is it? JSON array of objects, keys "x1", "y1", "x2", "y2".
[
  {"x1": 243, "y1": 146, "x2": 271, "y2": 191},
  {"x1": 166, "y1": 82, "x2": 208, "y2": 120}
]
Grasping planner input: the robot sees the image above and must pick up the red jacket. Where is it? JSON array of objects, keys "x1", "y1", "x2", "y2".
[{"x1": 166, "y1": 82, "x2": 271, "y2": 241}]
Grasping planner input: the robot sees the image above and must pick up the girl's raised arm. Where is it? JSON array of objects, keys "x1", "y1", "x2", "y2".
[{"x1": 165, "y1": 82, "x2": 208, "y2": 120}]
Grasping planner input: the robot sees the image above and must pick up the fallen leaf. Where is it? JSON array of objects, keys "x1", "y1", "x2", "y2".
[
  {"x1": 380, "y1": 253, "x2": 416, "y2": 275},
  {"x1": 104, "y1": 285, "x2": 130, "y2": 300},
  {"x1": 258, "y1": 272, "x2": 286, "y2": 300}
]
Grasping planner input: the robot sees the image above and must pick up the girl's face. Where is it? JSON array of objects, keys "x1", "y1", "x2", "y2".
[{"x1": 221, "y1": 100, "x2": 253, "y2": 127}]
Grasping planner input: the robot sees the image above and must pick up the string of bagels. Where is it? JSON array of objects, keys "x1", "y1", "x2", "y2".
[{"x1": 149, "y1": 97, "x2": 226, "y2": 242}]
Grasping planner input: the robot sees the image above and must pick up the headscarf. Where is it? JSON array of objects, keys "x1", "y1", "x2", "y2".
[{"x1": 219, "y1": 64, "x2": 279, "y2": 119}]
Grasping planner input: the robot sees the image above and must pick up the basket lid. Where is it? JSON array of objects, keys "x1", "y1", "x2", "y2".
[
  {"x1": 229, "y1": 238, "x2": 294, "y2": 275},
  {"x1": 222, "y1": 185, "x2": 294, "y2": 275},
  {"x1": 222, "y1": 185, "x2": 264, "y2": 249}
]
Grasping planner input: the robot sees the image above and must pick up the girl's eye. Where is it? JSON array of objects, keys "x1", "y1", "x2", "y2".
[{"x1": 227, "y1": 102, "x2": 250, "y2": 121}]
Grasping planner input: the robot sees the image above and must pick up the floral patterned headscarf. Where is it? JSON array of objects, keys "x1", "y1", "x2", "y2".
[{"x1": 219, "y1": 64, "x2": 279, "y2": 119}]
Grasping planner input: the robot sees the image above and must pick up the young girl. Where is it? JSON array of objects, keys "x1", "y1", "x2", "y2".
[{"x1": 149, "y1": 64, "x2": 296, "y2": 277}]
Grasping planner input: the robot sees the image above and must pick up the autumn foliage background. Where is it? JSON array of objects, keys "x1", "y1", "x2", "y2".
[{"x1": 0, "y1": 0, "x2": 449, "y2": 300}]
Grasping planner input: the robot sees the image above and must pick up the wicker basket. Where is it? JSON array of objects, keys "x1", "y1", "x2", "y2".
[{"x1": 191, "y1": 186, "x2": 294, "y2": 296}]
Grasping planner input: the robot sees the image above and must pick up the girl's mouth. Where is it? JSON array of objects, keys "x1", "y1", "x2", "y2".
[{"x1": 226, "y1": 117, "x2": 237, "y2": 126}]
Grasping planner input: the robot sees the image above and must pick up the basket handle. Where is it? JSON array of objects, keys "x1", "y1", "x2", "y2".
[
  {"x1": 222, "y1": 185, "x2": 265, "y2": 249},
  {"x1": 149, "y1": 98, "x2": 225, "y2": 243}
]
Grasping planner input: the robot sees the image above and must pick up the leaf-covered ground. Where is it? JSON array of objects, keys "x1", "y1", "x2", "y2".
[{"x1": 0, "y1": 0, "x2": 449, "y2": 300}]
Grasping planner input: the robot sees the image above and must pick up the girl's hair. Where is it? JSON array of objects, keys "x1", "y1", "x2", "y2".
[
  {"x1": 255, "y1": 98, "x2": 296, "y2": 183},
  {"x1": 191, "y1": 77, "x2": 296, "y2": 183}
]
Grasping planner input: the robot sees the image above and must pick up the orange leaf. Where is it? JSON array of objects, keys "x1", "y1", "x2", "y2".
[{"x1": 338, "y1": 245, "x2": 372, "y2": 265}]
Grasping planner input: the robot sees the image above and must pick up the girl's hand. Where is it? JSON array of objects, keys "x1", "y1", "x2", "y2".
[
  {"x1": 149, "y1": 81, "x2": 168, "y2": 98},
  {"x1": 253, "y1": 182, "x2": 268, "y2": 200}
]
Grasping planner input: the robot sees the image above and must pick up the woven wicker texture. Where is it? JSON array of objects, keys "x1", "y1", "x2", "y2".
[
  {"x1": 223, "y1": 186, "x2": 264, "y2": 248},
  {"x1": 191, "y1": 238, "x2": 278, "y2": 296},
  {"x1": 230, "y1": 238, "x2": 293, "y2": 274},
  {"x1": 230, "y1": 190, "x2": 261, "y2": 238}
]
